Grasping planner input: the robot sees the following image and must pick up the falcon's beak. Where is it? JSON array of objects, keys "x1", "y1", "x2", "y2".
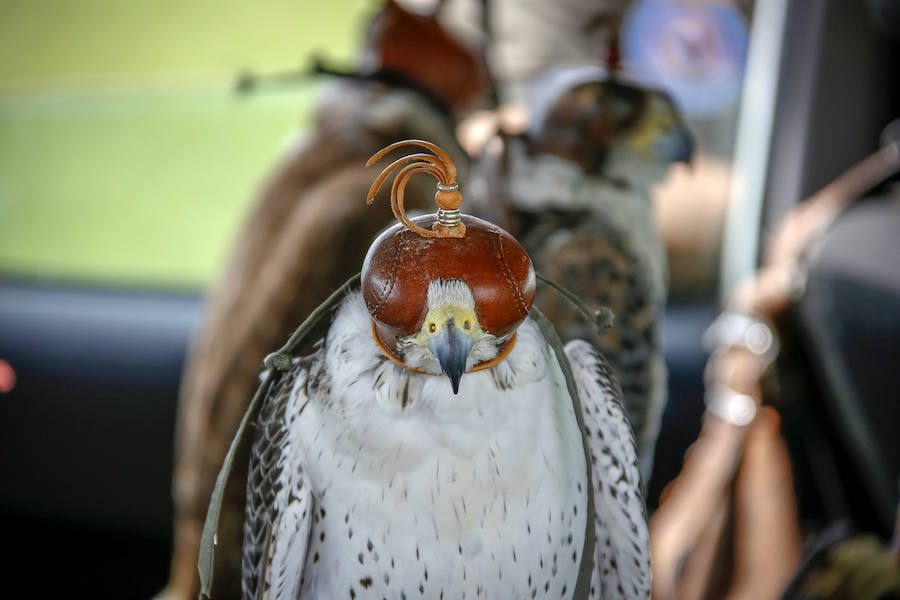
[
  {"x1": 653, "y1": 124, "x2": 694, "y2": 165},
  {"x1": 426, "y1": 319, "x2": 476, "y2": 395}
]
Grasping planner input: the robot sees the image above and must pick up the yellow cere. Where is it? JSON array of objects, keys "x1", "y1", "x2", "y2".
[
  {"x1": 628, "y1": 98, "x2": 677, "y2": 155},
  {"x1": 414, "y1": 304, "x2": 484, "y2": 345}
]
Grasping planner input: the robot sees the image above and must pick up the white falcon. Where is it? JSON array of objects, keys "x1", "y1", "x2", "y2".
[{"x1": 240, "y1": 141, "x2": 649, "y2": 600}]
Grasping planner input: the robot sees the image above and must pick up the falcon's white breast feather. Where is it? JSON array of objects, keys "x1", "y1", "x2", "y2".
[{"x1": 242, "y1": 290, "x2": 649, "y2": 599}]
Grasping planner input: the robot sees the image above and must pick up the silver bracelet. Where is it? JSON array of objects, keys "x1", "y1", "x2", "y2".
[
  {"x1": 705, "y1": 384, "x2": 758, "y2": 426},
  {"x1": 702, "y1": 311, "x2": 779, "y2": 367}
]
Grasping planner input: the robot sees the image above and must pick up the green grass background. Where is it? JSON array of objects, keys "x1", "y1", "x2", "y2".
[{"x1": 0, "y1": 0, "x2": 369, "y2": 289}]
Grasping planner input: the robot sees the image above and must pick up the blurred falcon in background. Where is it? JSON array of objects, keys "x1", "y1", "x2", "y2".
[
  {"x1": 161, "y1": 3, "x2": 489, "y2": 598},
  {"x1": 242, "y1": 138, "x2": 650, "y2": 598},
  {"x1": 469, "y1": 65, "x2": 694, "y2": 479}
]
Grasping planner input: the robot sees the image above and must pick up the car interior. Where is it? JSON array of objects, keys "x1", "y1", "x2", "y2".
[{"x1": 0, "y1": 0, "x2": 896, "y2": 597}]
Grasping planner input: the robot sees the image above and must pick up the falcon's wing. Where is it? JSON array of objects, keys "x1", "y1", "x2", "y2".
[
  {"x1": 531, "y1": 213, "x2": 665, "y2": 473},
  {"x1": 565, "y1": 339, "x2": 651, "y2": 599},
  {"x1": 242, "y1": 355, "x2": 321, "y2": 600}
]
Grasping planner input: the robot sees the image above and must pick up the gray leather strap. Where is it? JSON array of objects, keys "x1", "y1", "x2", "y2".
[
  {"x1": 197, "y1": 274, "x2": 361, "y2": 598},
  {"x1": 531, "y1": 305, "x2": 596, "y2": 600}
]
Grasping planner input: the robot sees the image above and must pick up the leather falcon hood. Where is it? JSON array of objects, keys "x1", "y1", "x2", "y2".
[{"x1": 361, "y1": 140, "x2": 535, "y2": 360}]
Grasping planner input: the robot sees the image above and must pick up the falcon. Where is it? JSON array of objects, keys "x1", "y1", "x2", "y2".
[
  {"x1": 242, "y1": 140, "x2": 649, "y2": 600},
  {"x1": 165, "y1": 3, "x2": 489, "y2": 598},
  {"x1": 469, "y1": 65, "x2": 694, "y2": 479}
]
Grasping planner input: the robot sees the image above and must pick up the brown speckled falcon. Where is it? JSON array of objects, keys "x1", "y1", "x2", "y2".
[
  {"x1": 469, "y1": 65, "x2": 694, "y2": 480},
  {"x1": 161, "y1": 3, "x2": 488, "y2": 598}
]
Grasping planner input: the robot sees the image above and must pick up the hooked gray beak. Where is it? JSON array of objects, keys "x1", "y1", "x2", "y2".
[
  {"x1": 654, "y1": 125, "x2": 695, "y2": 165},
  {"x1": 426, "y1": 320, "x2": 476, "y2": 395}
]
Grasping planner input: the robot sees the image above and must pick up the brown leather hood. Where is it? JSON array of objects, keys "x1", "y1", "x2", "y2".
[{"x1": 362, "y1": 214, "x2": 535, "y2": 349}]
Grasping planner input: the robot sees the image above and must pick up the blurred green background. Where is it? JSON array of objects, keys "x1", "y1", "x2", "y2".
[{"x1": 0, "y1": 0, "x2": 368, "y2": 289}]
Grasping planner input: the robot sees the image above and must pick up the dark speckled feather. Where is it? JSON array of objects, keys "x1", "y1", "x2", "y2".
[
  {"x1": 243, "y1": 355, "x2": 324, "y2": 599},
  {"x1": 469, "y1": 68, "x2": 693, "y2": 478}
]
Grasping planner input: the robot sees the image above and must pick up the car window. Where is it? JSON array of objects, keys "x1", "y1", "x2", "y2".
[{"x1": 0, "y1": 0, "x2": 367, "y2": 289}]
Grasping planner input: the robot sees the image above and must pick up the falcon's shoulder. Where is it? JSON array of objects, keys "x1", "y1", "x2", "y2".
[
  {"x1": 242, "y1": 351, "x2": 327, "y2": 599},
  {"x1": 565, "y1": 339, "x2": 651, "y2": 599}
]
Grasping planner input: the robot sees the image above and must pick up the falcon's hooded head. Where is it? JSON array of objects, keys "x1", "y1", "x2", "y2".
[
  {"x1": 362, "y1": 140, "x2": 535, "y2": 395},
  {"x1": 528, "y1": 65, "x2": 694, "y2": 185}
]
